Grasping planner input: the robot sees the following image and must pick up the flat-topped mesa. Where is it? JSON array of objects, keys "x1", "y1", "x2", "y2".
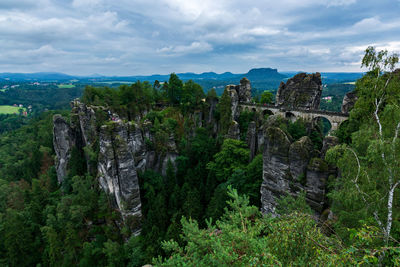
[{"x1": 275, "y1": 72, "x2": 322, "y2": 110}]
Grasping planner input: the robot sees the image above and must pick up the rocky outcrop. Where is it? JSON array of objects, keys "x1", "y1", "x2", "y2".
[
  {"x1": 275, "y1": 72, "x2": 322, "y2": 110},
  {"x1": 53, "y1": 100, "x2": 180, "y2": 232},
  {"x1": 246, "y1": 121, "x2": 257, "y2": 160},
  {"x1": 226, "y1": 85, "x2": 240, "y2": 121},
  {"x1": 226, "y1": 78, "x2": 253, "y2": 121},
  {"x1": 261, "y1": 126, "x2": 291, "y2": 215},
  {"x1": 260, "y1": 116, "x2": 334, "y2": 216},
  {"x1": 53, "y1": 115, "x2": 75, "y2": 184},
  {"x1": 98, "y1": 121, "x2": 142, "y2": 233},
  {"x1": 289, "y1": 136, "x2": 313, "y2": 181},
  {"x1": 305, "y1": 158, "x2": 329, "y2": 212},
  {"x1": 321, "y1": 136, "x2": 339, "y2": 159},
  {"x1": 341, "y1": 91, "x2": 357, "y2": 113},
  {"x1": 237, "y1": 78, "x2": 252, "y2": 103},
  {"x1": 227, "y1": 120, "x2": 240, "y2": 140}
]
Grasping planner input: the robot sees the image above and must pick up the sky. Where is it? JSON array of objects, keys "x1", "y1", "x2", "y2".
[{"x1": 0, "y1": 0, "x2": 399, "y2": 76}]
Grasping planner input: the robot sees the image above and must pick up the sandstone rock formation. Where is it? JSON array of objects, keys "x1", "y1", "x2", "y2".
[
  {"x1": 237, "y1": 77, "x2": 252, "y2": 103},
  {"x1": 275, "y1": 72, "x2": 322, "y2": 110},
  {"x1": 98, "y1": 121, "x2": 142, "y2": 232},
  {"x1": 227, "y1": 120, "x2": 240, "y2": 140},
  {"x1": 53, "y1": 115, "x2": 75, "y2": 184},
  {"x1": 341, "y1": 91, "x2": 358, "y2": 113},
  {"x1": 226, "y1": 78, "x2": 252, "y2": 120},
  {"x1": 260, "y1": 116, "x2": 334, "y2": 215},
  {"x1": 246, "y1": 121, "x2": 257, "y2": 160},
  {"x1": 226, "y1": 85, "x2": 239, "y2": 121},
  {"x1": 53, "y1": 100, "x2": 184, "y2": 233}
]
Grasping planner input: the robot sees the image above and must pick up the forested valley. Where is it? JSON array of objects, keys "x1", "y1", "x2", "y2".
[{"x1": 0, "y1": 47, "x2": 399, "y2": 266}]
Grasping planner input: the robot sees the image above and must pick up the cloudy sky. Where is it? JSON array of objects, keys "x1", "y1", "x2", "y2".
[{"x1": 0, "y1": 0, "x2": 399, "y2": 75}]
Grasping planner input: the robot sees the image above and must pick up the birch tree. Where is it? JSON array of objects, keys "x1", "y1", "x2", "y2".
[{"x1": 327, "y1": 46, "x2": 400, "y2": 244}]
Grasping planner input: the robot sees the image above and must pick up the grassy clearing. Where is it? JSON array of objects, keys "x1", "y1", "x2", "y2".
[
  {"x1": 0, "y1": 105, "x2": 26, "y2": 114},
  {"x1": 58, "y1": 84, "x2": 76, "y2": 88}
]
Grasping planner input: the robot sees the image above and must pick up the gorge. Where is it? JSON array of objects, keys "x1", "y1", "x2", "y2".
[{"x1": 53, "y1": 72, "x2": 353, "y2": 232}]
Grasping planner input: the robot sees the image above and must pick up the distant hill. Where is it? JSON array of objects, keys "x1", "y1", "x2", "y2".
[
  {"x1": 0, "y1": 72, "x2": 74, "y2": 81},
  {"x1": 280, "y1": 71, "x2": 364, "y2": 84},
  {"x1": 0, "y1": 69, "x2": 364, "y2": 95}
]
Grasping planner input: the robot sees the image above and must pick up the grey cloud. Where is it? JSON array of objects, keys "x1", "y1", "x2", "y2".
[{"x1": 0, "y1": 0, "x2": 398, "y2": 75}]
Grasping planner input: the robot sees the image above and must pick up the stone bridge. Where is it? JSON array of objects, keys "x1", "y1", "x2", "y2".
[{"x1": 239, "y1": 102, "x2": 349, "y2": 133}]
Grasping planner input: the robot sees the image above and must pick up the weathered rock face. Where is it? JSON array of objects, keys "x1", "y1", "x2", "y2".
[
  {"x1": 237, "y1": 78, "x2": 252, "y2": 103},
  {"x1": 246, "y1": 121, "x2": 257, "y2": 160},
  {"x1": 341, "y1": 91, "x2": 358, "y2": 113},
  {"x1": 53, "y1": 100, "x2": 179, "y2": 232},
  {"x1": 321, "y1": 136, "x2": 339, "y2": 159},
  {"x1": 226, "y1": 85, "x2": 240, "y2": 121},
  {"x1": 305, "y1": 158, "x2": 329, "y2": 212},
  {"x1": 260, "y1": 116, "x2": 334, "y2": 216},
  {"x1": 289, "y1": 136, "x2": 313, "y2": 181},
  {"x1": 226, "y1": 78, "x2": 253, "y2": 120},
  {"x1": 227, "y1": 120, "x2": 240, "y2": 140},
  {"x1": 53, "y1": 115, "x2": 75, "y2": 184},
  {"x1": 261, "y1": 126, "x2": 291, "y2": 215},
  {"x1": 98, "y1": 121, "x2": 142, "y2": 233},
  {"x1": 275, "y1": 72, "x2": 322, "y2": 110}
]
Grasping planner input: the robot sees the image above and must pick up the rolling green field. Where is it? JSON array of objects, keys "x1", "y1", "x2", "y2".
[
  {"x1": 0, "y1": 105, "x2": 25, "y2": 114},
  {"x1": 58, "y1": 84, "x2": 76, "y2": 88}
]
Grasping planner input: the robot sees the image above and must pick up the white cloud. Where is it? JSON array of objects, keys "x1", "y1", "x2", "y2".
[
  {"x1": 72, "y1": 0, "x2": 103, "y2": 9},
  {"x1": 325, "y1": 0, "x2": 357, "y2": 7},
  {"x1": 158, "y1": 42, "x2": 213, "y2": 55},
  {"x1": 0, "y1": 0, "x2": 398, "y2": 74}
]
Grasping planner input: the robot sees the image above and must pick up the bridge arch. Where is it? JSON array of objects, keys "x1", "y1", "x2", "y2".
[
  {"x1": 285, "y1": 111, "x2": 296, "y2": 122},
  {"x1": 312, "y1": 116, "x2": 332, "y2": 135},
  {"x1": 262, "y1": 109, "x2": 274, "y2": 117}
]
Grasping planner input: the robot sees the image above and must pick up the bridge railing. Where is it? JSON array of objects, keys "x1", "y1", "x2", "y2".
[{"x1": 239, "y1": 102, "x2": 349, "y2": 117}]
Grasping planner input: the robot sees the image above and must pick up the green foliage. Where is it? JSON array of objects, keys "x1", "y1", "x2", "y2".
[
  {"x1": 167, "y1": 73, "x2": 183, "y2": 105},
  {"x1": 206, "y1": 88, "x2": 218, "y2": 100},
  {"x1": 3, "y1": 46, "x2": 400, "y2": 266},
  {"x1": 0, "y1": 111, "x2": 61, "y2": 183},
  {"x1": 259, "y1": 90, "x2": 274, "y2": 104},
  {"x1": 326, "y1": 47, "x2": 400, "y2": 245},
  {"x1": 217, "y1": 87, "x2": 232, "y2": 135},
  {"x1": 155, "y1": 187, "x2": 391, "y2": 266},
  {"x1": 228, "y1": 154, "x2": 263, "y2": 206},
  {"x1": 206, "y1": 139, "x2": 249, "y2": 182},
  {"x1": 276, "y1": 191, "x2": 312, "y2": 215},
  {"x1": 82, "y1": 81, "x2": 155, "y2": 120},
  {"x1": 237, "y1": 110, "x2": 255, "y2": 141},
  {"x1": 287, "y1": 118, "x2": 307, "y2": 141},
  {"x1": 155, "y1": 187, "x2": 281, "y2": 266},
  {"x1": 181, "y1": 79, "x2": 205, "y2": 113}
]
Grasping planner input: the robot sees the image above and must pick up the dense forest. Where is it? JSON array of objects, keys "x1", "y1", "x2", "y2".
[{"x1": 0, "y1": 47, "x2": 399, "y2": 266}]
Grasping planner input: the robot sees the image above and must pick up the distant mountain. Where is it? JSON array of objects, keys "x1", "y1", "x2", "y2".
[
  {"x1": 0, "y1": 72, "x2": 74, "y2": 81},
  {"x1": 320, "y1": 72, "x2": 364, "y2": 84},
  {"x1": 244, "y1": 68, "x2": 287, "y2": 81},
  {"x1": 281, "y1": 71, "x2": 364, "y2": 84},
  {"x1": 0, "y1": 69, "x2": 364, "y2": 95}
]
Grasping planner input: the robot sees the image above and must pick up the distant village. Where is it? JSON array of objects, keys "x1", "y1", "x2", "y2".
[{"x1": 11, "y1": 103, "x2": 32, "y2": 116}]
